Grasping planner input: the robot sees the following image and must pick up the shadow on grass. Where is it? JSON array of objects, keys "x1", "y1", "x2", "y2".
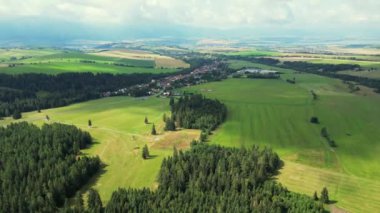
[
  {"x1": 146, "y1": 154, "x2": 158, "y2": 160},
  {"x1": 77, "y1": 164, "x2": 108, "y2": 194}
]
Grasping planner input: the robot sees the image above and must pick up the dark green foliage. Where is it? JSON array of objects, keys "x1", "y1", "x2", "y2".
[
  {"x1": 321, "y1": 127, "x2": 337, "y2": 147},
  {"x1": 144, "y1": 116, "x2": 148, "y2": 124},
  {"x1": 286, "y1": 78, "x2": 296, "y2": 84},
  {"x1": 0, "y1": 72, "x2": 165, "y2": 118},
  {"x1": 106, "y1": 144, "x2": 323, "y2": 212},
  {"x1": 171, "y1": 94, "x2": 227, "y2": 130},
  {"x1": 310, "y1": 116, "x2": 319, "y2": 124},
  {"x1": 142, "y1": 145, "x2": 150, "y2": 159},
  {"x1": 246, "y1": 72, "x2": 280, "y2": 79},
  {"x1": 88, "y1": 188, "x2": 103, "y2": 213},
  {"x1": 313, "y1": 191, "x2": 319, "y2": 201},
  {"x1": 164, "y1": 117, "x2": 176, "y2": 131},
  {"x1": 320, "y1": 187, "x2": 329, "y2": 204},
  {"x1": 151, "y1": 124, "x2": 157, "y2": 135},
  {"x1": 169, "y1": 97, "x2": 175, "y2": 107},
  {"x1": 0, "y1": 122, "x2": 100, "y2": 212},
  {"x1": 162, "y1": 113, "x2": 167, "y2": 122},
  {"x1": 199, "y1": 129, "x2": 209, "y2": 142},
  {"x1": 88, "y1": 119, "x2": 92, "y2": 127},
  {"x1": 12, "y1": 109, "x2": 21, "y2": 119}
]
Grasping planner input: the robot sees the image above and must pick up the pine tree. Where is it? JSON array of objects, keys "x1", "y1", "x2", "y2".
[
  {"x1": 313, "y1": 191, "x2": 319, "y2": 201},
  {"x1": 88, "y1": 119, "x2": 92, "y2": 127},
  {"x1": 164, "y1": 118, "x2": 176, "y2": 131},
  {"x1": 142, "y1": 145, "x2": 150, "y2": 159},
  {"x1": 144, "y1": 116, "x2": 149, "y2": 124},
  {"x1": 320, "y1": 187, "x2": 329, "y2": 204},
  {"x1": 12, "y1": 110, "x2": 21, "y2": 120},
  {"x1": 88, "y1": 188, "x2": 103, "y2": 213},
  {"x1": 151, "y1": 124, "x2": 157, "y2": 135},
  {"x1": 199, "y1": 130, "x2": 207, "y2": 142}
]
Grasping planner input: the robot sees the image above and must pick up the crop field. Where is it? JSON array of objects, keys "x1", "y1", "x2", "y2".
[
  {"x1": 0, "y1": 50, "x2": 180, "y2": 74},
  {"x1": 184, "y1": 62, "x2": 380, "y2": 212},
  {"x1": 225, "y1": 49, "x2": 280, "y2": 57},
  {"x1": 92, "y1": 50, "x2": 189, "y2": 68},
  {"x1": 0, "y1": 48, "x2": 61, "y2": 62},
  {"x1": 0, "y1": 96, "x2": 200, "y2": 203}
]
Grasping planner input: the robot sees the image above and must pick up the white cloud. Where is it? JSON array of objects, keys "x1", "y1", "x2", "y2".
[{"x1": 0, "y1": 0, "x2": 379, "y2": 30}]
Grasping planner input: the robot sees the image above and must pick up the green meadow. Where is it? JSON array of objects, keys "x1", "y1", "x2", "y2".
[
  {"x1": 0, "y1": 62, "x2": 177, "y2": 75},
  {"x1": 183, "y1": 61, "x2": 380, "y2": 212},
  {"x1": 0, "y1": 96, "x2": 199, "y2": 203},
  {"x1": 225, "y1": 50, "x2": 280, "y2": 57},
  {"x1": 0, "y1": 50, "x2": 178, "y2": 74}
]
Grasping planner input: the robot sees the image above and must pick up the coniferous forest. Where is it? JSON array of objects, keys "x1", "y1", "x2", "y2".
[
  {"x1": 0, "y1": 122, "x2": 100, "y2": 212},
  {"x1": 0, "y1": 72, "x2": 163, "y2": 118},
  {"x1": 171, "y1": 94, "x2": 227, "y2": 131},
  {"x1": 104, "y1": 144, "x2": 324, "y2": 212}
]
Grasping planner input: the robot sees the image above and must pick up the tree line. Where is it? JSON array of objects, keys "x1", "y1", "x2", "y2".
[
  {"x1": 0, "y1": 72, "x2": 167, "y2": 119},
  {"x1": 103, "y1": 143, "x2": 324, "y2": 212},
  {"x1": 0, "y1": 122, "x2": 101, "y2": 212},
  {"x1": 227, "y1": 55, "x2": 380, "y2": 93}
]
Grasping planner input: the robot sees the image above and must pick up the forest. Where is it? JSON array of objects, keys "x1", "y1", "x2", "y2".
[
  {"x1": 103, "y1": 144, "x2": 324, "y2": 212},
  {"x1": 170, "y1": 94, "x2": 227, "y2": 131},
  {"x1": 0, "y1": 72, "x2": 165, "y2": 118},
  {"x1": 0, "y1": 122, "x2": 100, "y2": 212}
]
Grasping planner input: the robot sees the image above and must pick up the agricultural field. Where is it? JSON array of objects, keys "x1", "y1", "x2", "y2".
[
  {"x1": 224, "y1": 49, "x2": 281, "y2": 57},
  {"x1": 0, "y1": 96, "x2": 200, "y2": 203},
  {"x1": 183, "y1": 62, "x2": 380, "y2": 212},
  {"x1": 0, "y1": 50, "x2": 179, "y2": 74},
  {"x1": 92, "y1": 50, "x2": 189, "y2": 68},
  {"x1": 0, "y1": 48, "x2": 62, "y2": 62},
  {"x1": 270, "y1": 52, "x2": 380, "y2": 80}
]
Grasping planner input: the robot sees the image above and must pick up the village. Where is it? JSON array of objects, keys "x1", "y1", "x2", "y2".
[{"x1": 104, "y1": 61, "x2": 226, "y2": 97}]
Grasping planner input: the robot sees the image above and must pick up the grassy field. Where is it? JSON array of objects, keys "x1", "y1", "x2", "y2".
[
  {"x1": 0, "y1": 48, "x2": 61, "y2": 62},
  {"x1": 183, "y1": 61, "x2": 380, "y2": 212},
  {"x1": 225, "y1": 49, "x2": 280, "y2": 57},
  {"x1": 92, "y1": 50, "x2": 189, "y2": 68},
  {"x1": 0, "y1": 96, "x2": 200, "y2": 203},
  {"x1": 0, "y1": 62, "x2": 177, "y2": 75},
  {"x1": 0, "y1": 50, "x2": 180, "y2": 74}
]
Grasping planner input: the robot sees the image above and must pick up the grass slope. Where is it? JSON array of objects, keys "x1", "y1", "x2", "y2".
[
  {"x1": 0, "y1": 96, "x2": 199, "y2": 203},
  {"x1": 184, "y1": 64, "x2": 380, "y2": 212}
]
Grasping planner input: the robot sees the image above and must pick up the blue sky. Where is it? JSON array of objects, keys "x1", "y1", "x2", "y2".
[{"x1": 0, "y1": 0, "x2": 379, "y2": 41}]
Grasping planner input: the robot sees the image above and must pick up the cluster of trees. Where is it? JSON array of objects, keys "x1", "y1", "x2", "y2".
[
  {"x1": 310, "y1": 116, "x2": 320, "y2": 124},
  {"x1": 0, "y1": 122, "x2": 101, "y2": 212},
  {"x1": 246, "y1": 73, "x2": 280, "y2": 79},
  {"x1": 281, "y1": 61, "x2": 361, "y2": 73},
  {"x1": 286, "y1": 78, "x2": 296, "y2": 84},
  {"x1": 170, "y1": 94, "x2": 227, "y2": 131},
  {"x1": 0, "y1": 72, "x2": 166, "y2": 119},
  {"x1": 313, "y1": 187, "x2": 330, "y2": 204},
  {"x1": 105, "y1": 144, "x2": 324, "y2": 212}
]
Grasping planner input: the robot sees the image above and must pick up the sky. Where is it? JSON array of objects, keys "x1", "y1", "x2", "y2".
[{"x1": 0, "y1": 0, "x2": 379, "y2": 42}]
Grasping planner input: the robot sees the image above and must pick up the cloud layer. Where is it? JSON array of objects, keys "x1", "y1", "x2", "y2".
[{"x1": 0, "y1": 0, "x2": 379, "y2": 39}]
